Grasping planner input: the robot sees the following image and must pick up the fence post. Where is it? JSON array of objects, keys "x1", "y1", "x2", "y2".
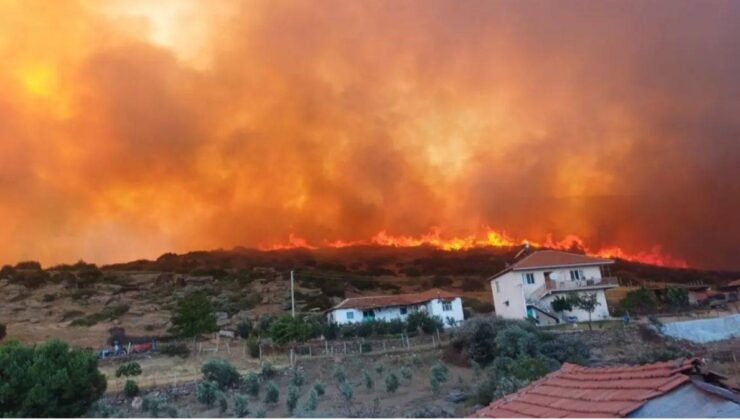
[
  {"x1": 259, "y1": 343, "x2": 263, "y2": 360},
  {"x1": 309, "y1": 346, "x2": 312, "y2": 358},
  {"x1": 383, "y1": 340, "x2": 386, "y2": 352},
  {"x1": 343, "y1": 342, "x2": 347, "y2": 354},
  {"x1": 325, "y1": 340, "x2": 329, "y2": 355},
  {"x1": 432, "y1": 334, "x2": 436, "y2": 347}
]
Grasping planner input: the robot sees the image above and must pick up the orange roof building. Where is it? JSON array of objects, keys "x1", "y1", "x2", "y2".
[{"x1": 471, "y1": 358, "x2": 740, "y2": 418}]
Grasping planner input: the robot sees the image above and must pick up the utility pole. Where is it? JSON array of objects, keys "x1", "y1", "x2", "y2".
[{"x1": 290, "y1": 270, "x2": 295, "y2": 318}]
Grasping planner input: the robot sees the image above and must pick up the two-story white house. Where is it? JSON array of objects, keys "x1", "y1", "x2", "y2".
[
  {"x1": 326, "y1": 288, "x2": 465, "y2": 328},
  {"x1": 489, "y1": 250, "x2": 618, "y2": 325}
]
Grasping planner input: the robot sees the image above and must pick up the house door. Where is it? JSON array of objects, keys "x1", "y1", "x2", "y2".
[
  {"x1": 544, "y1": 271, "x2": 554, "y2": 290},
  {"x1": 362, "y1": 310, "x2": 375, "y2": 321}
]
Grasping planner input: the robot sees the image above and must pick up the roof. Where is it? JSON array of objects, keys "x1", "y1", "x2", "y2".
[
  {"x1": 328, "y1": 288, "x2": 459, "y2": 311},
  {"x1": 726, "y1": 279, "x2": 740, "y2": 288},
  {"x1": 512, "y1": 250, "x2": 614, "y2": 271},
  {"x1": 471, "y1": 358, "x2": 700, "y2": 418}
]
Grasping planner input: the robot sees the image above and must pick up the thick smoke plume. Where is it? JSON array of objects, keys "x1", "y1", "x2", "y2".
[{"x1": 0, "y1": 0, "x2": 738, "y2": 269}]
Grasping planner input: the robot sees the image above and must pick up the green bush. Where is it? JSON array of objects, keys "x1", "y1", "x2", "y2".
[
  {"x1": 236, "y1": 320, "x2": 253, "y2": 339},
  {"x1": 115, "y1": 362, "x2": 142, "y2": 378},
  {"x1": 123, "y1": 379, "x2": 139, "y2": 398},
  {"x1": 286, "y1": 385, "x2": 299, "y2": 414},
  {"x1": 246, "y1": 336, "x2": 260, "y2": 358},
  {"x1": 244, "y1": 372, "x2": 260, "y2": 396},
  {"x1": 269, "y1": 315, "x2": 311, "y2": 344},
  {"x1": 233, "y1": 394, "x2": 250, "y2": 417},
  {"x1": 264, "y1": 381, "x2": 279, "y2": 404},
  {"x1": 339, "y1": 381, "x2": 353, "y2": 402},
  {"x1": 196, "y1": 380, "x2": 219, "y2": 407},
  {"x1": 363, "y1": 369, "x2": 374, "y2": 390},
  {"x1": 430, "y1": 375, "x2": 440, "y2": 394},
  {"x1": 333, "y1": 365, "x2": 347, "y2": 383},
  {"x1": 218, "y1": 393, "x2": 228, "y2": 414},
  {"x1": 406, "y1": 311, "x2": 444, "y2": 334},
  {"x1": 666, "y1": 287, "x2": 689, "y2": 308},
  {"x1": 540, "y1": 334, "x2": 590, "y2": 365},
  {"x1": 495, "y1": 326, "x2": 540, "y2": 359},
  {"x1": 303, "y1": 389, "x2": 319, "y2": 412},
  {"x1": 291, "y1": 367, "x2": 305, "y2": 387},
  {"x1": 619, "y1": 287, "x2": 656, "y2": 314},
  {"x1": 400, "y1": 366, "x2": 412, "y2": 380},
  {"x1": 313, "y1": 381, "x2": 326, "y2": 396},
  {"x1": 142, "y1": 396, "x2": 161, "y2": 417},
  {"x1": 431, "y1": 362, "x2": 449, "y2": 383},
  {"x1": 0, "y1": 339, "x2": 106, "y2": 417},
  {"x1": 260, "y1": 362, "x2": 276, "y2": 379},
  {"x1": 385, "y1": 372, "x2": 399, "y2": 393},
  {"x1": 374, "y1": 362, "x2": 384, "y2": 374},
  {"x1": 169, "y1": 293, "x2": 218, "y2": 337},
  {"x1": 92, "y1": 401, "x2": 123, "y2": 418},
  {"x1": 202, "y1": 359, "x2": 241, "y2": 389},
  {"x1": 159, "y1": 343, "x2": 190, "y2": 358}
]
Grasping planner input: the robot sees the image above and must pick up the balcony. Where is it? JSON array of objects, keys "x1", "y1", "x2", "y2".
[{"x1": 531, "y1": 276, "x2": 620, "y2": 300}]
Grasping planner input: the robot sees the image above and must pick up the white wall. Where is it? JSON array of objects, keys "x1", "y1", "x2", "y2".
[
  {"x1": 490, "y1": 271, "x2": 528, "y2": 319},
  {"x1": 327, "y1": 297, "x2": 464, "y2": 328},
  {"x1": 541, "y1": 290, "x2": 611, "y2": 321}
]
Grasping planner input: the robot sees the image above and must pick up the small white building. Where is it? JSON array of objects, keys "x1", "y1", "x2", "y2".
[
  {"x1": 326, "y1": 288, "x2": 465, "y2": 328},
  {"x1": 489, "y1": 250, "x2": 618, "y2": 325}
]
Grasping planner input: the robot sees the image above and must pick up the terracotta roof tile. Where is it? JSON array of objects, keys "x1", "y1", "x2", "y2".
[
  {"x1": 328, "y1": 288, "x2": 459, "y2": 311},
  {"x1": 511, "y1": 250, "x2": 613, "y2": 271},
  {"x1": 471, "y1": 358, "x2": 699, "y2": 418}
]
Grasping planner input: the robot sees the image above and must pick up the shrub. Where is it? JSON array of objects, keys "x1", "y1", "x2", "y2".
[
  {"x1": 400, "y1": 366, "x2": 412, "y2": 380},
  {"x1": 303, "y1": 389, "x2": 319, "y2": 412},
  {"x1": 361, "y1": 342, "x2": 372, "y2": 353},
  {"x1": 159, "y1": 343, "x2": 190, "y2": 358},
  {"x1": 233, "y1": 394, "x2": 250, "y2": 417},
  {"x1": 430, "y1": 375, "x2": 440, "y2": 394},
  {"x1": 620, "y1": 287, "x2": 656, "y2": 314},
  {"x1": 496, "y1": 326, "x2": 541, "y2": 359},
  {"x1": 0, "y1": 339, "x2": 106, "y2": 417},
  {"x1": 363, "y1": 369, "x2": 374, "y2": 390},
  {"x1": 244, "y1": 372, "x2": 260, "y2": 396},
  {"x1": 246, "y1": 336, "x2": 260, "y2": 358},
  {"x1": 202, "y1": 359, "x2": 241, "y2": 389},
  {"x1": 260, "y1": 362, "x2": 276, "y2": 379},
  {"x1": 666, "y1": 287, "x2": 689, "y2": 308},
  {"x1": 264, "y1": 381, "x2": 279, "y2": 404},
  {"x1": 431, "y1": 362, "x2": 449, "y2": 383},
  {"x1": 313, "y1": 381, "x2": 326, "y2": 396},
  {"x1": 540, "y1": 334, "x2": 590, "y2": 365},
  {"x1": 333, "y1": 365, "x2": 347, "y2": 383},
  {"x1": 169, "y1": 293, "x2": 217, "y2": 338},
  {"x1": 123, "y1": 380, "x2": 139, "y2": 398},
  {"x1": 115, "y1": 362, "x2": 142, "y2": 378},
  {"x1": 291, "y1": 367, "x2": 305, "y2": 387},
  {"x1": 374, "y1": 362, "x2": 384, "y2": 374},
  {"x1": 385, "y1": 372, "x2": 399, "y2": 393},
  {"x1": 287, "y1": 385, "x2": 299, "y2": 414},
  {"x1": 236, "y1": 320, "x2": 253, "y2": 339},
  {"x1": 15, "y1": 261, "x2": 41, "y2": 270},
  {"x1": 339, "y1": 381, "x2": 353, "y2": 402},
  {"x1": 142, "y1": 396, "x2": 161, "y2": 417},
  {"x1": 218, "y1": 393, "x2": 228, "y2": 414},
  {"x1": 269, "y1": 315, "x2": 311, "y2": 344},
  {"x1": 256, "y1": 408, "x2": 267, "y2": 418},
  {"x1": 92, "y1": 401, "x2": 123, "y2": 418},
  {"x1": 550, "y1": 296, "x2": 573, "y2": 313},
  {"x1": 637, "y1": 344, "x2": 691, "y2": 364},
  {"x1": 196, "y1": 380, "x2": 219, "y2": 407},
  {"x1": 406, "y1": 311, "x2": 444, "y2": 334}
]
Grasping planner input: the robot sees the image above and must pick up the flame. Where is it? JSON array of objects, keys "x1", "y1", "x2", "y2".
[{"x1": 259, "y1": 227, "x2": 689, "y2": 268}]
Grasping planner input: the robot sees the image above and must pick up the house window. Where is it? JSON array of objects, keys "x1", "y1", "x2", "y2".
[
  {"x1": 570, "y1": 269, "x2": 584, "y2": 281},
  {"x1": 442, "y1": 301, "x2": 453, "y2": 311},
  {"x1": 495, "y1": 280, "x2": 500, "y2": 293},
  {"x1": 363, "y1": 310, "x2": 375, "y2": 320},
  {"x1": 346, "y1": 312, "x2": 354, "y2": 320},
  {"x1": 523, "y1": 273, "x2": 535, "y2": 285},
  {"x1": 400, "y1": 307, "x2": 408, "y2": 315}
]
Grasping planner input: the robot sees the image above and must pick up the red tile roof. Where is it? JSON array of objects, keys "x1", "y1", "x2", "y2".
[
  {"x1": 727, "y1": 279, "x2": 740, "y2": 288},
  {"x1": 329, "y1": 288, "x2": 459, "y2": 311},
  {"x1": 511, "y1": 250, "x2": 613, "y2": 271},
  {"x1": 471, "y1": 358, "x2": 699, "y2": 418}
]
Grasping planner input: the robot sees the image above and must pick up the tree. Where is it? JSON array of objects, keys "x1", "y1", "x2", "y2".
[
  {"x1": 550, "y1": 295, "x2": 573, "y2": 313},
  {"x1": 233, "y1": 394, "x2": 250, "y2": 417},
  {"x1": 123, "y1": 380, "x2": 139, "y2": 397},
  {"x1": 0, "y1": 339, "x2": 106, "y2": 417},
  {"x1": 244, "y1": 372, "x2": 260, "y2": 396},
  {"x1": 385, "y1": 372, "x2": 399, "y2": 393},
  {"x1": 303, "y1": 389, "x2": 319, "y2": 412},
  {"x1": 115, "y1": 362, "x2": 142, "y2": 378},
  {"x1": 665, "y1": 286, "x2": 689, "y2": 308},
  {"x1": 169, "y1": 293, "x2": 217, "y2": 338},
  {"x1": 196, "y1": 380, "x2": 219, "y2": 407},
  {"x1": 286, "y1": 385, "x2": 299, "y2": 414},
  {"x1": 291, "y1": 367, "x2": 305, "y2": 387},
  {"x1": 202, "y1": 359, "x2": 241, "y2": 389},
  {"x1": 269, "y1": 315, "x2": 311, "y2": 344},
  {"x1": 619, "y1": 287, "x2": 655, "y2": 315},
  {"x1": 264, "y1": 381, "x2": 279, "y2": 404},
  {"x1": 570, "y1": 293, "x2": 600, "y2": 331},
  {"x1": 236, "y1": 320, "x2": 253, "y2": 339}
]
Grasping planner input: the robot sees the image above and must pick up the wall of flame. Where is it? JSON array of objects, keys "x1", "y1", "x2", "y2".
[{"x1": 0, "y1": 1, "x2": 738, "y2": 269}]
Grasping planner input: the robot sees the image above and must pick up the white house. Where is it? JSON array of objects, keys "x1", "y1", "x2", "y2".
[
  {"x1": 326, "y1": 288, "x2": 465, "y2": 328},
  {"x1": 489, "y1": 250, "x2": 618, "y2": 325}
]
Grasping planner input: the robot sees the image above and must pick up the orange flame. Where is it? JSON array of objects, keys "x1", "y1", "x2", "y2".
[{"x1": 258, "y1": 228, "x2": 689, "y2": 268}]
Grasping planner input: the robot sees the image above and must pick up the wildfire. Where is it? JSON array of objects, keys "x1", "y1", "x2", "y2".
[{"x1": 259, "y1": 228, "x2": 689, "y2": 268}]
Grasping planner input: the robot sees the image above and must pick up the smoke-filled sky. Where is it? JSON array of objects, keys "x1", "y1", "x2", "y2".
[{"x1": 1, "y1": 0, "x2": 739, "y2": 269}]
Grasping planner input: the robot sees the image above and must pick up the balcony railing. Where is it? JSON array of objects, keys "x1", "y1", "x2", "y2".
[{"x1": 532, "y1": 276, "x2": 620, "y2": 300}]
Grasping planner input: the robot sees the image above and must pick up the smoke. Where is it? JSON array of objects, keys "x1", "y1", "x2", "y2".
[{"x1": 0, "y1": 0, "x2": 738, "y2": 269}]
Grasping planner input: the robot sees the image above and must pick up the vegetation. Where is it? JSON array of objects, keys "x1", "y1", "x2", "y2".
[
  {"x1": 286, "y1": 385, "x2": 299, "y2": 414},
  {"x1": 233, "y1": 394, "x2": 250, "y2": 417},
  {"x1": 430, "y1": 362, "x2": 449, "y2": 383},
  {"x1": 313, "y1": 381, "x2": 326, "y2": 396},
  {"x1": 196, "y1": 380, "x2": 219, "y2": 407},
  {"x1": 69, "y1": 304, "x2": 130, "y2": 327},
  {"x1": 115, "y1": 362, "x2": 142, "y2": 378},
  {"x1": 260, "y1": 361, "x2": 276, "y2": 379},
  {"x1": 246, "y1": 336, "x2": 260, "y2": 358},
  {"x1": 400, "y1": 366, "x2": 413, "y2": 380},
  {"x1": 290, "y1": 367, "x2": 305, "y2": 387},
  {"x1": 303, "y1": 389, "x2": 320, "y2": 412},
  {"x1": 123, "y1": 380, "x2": 139, "y2": 398},
  {"x1": 385, "y1": 372, "x2": 399, "y2": 393},
  {"x1": 665, "y1": 286, "x2": 689, "y2": 308},
  {"x1": 619, "y1": 287, "x2": 656, "y2": 315},
  {"x1": 0, "y1": 339, "x2": 106, "y2": 417},
  {"x1": 362, "y1": 369, "x2": 374, "y2": 390},
  {"x1": 244, "y1": 372, "x2": 260, "y2": 396},
  {"x1": 202, "y1": 359, "x2": 241, "y2": 389},
  {"x1": 550, "y1": 295, "x2": 573, "y2": 313},
  {"x1": 269, "y1": 315, "x2": 312, "y2": 344},
  {"x1": 264, "y1": 381, "x2": 279, "y2": 404},
  {"x1": 570, "y1": 293, "x2": 600, "y2": 330},
  {"x1": 142, "y1": 396, "x2": 161, "y2": 417},
  {"x1": 339, "y1": 381, "x2": 353, "y2": 402},
  {"x1": 159, "y1": 342, "x2": 190, "y2": 358},
  {"x1": 236, "y1": 320, "x2": 253, "y2": 338},
  {"x1": 169, "y1": 293, "x2": 218, "y2": 337}
]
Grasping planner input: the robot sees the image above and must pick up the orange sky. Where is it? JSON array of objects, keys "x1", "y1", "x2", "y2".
[{"x1": 1, "y1": 0, "x2": 738, "y2": 269}]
